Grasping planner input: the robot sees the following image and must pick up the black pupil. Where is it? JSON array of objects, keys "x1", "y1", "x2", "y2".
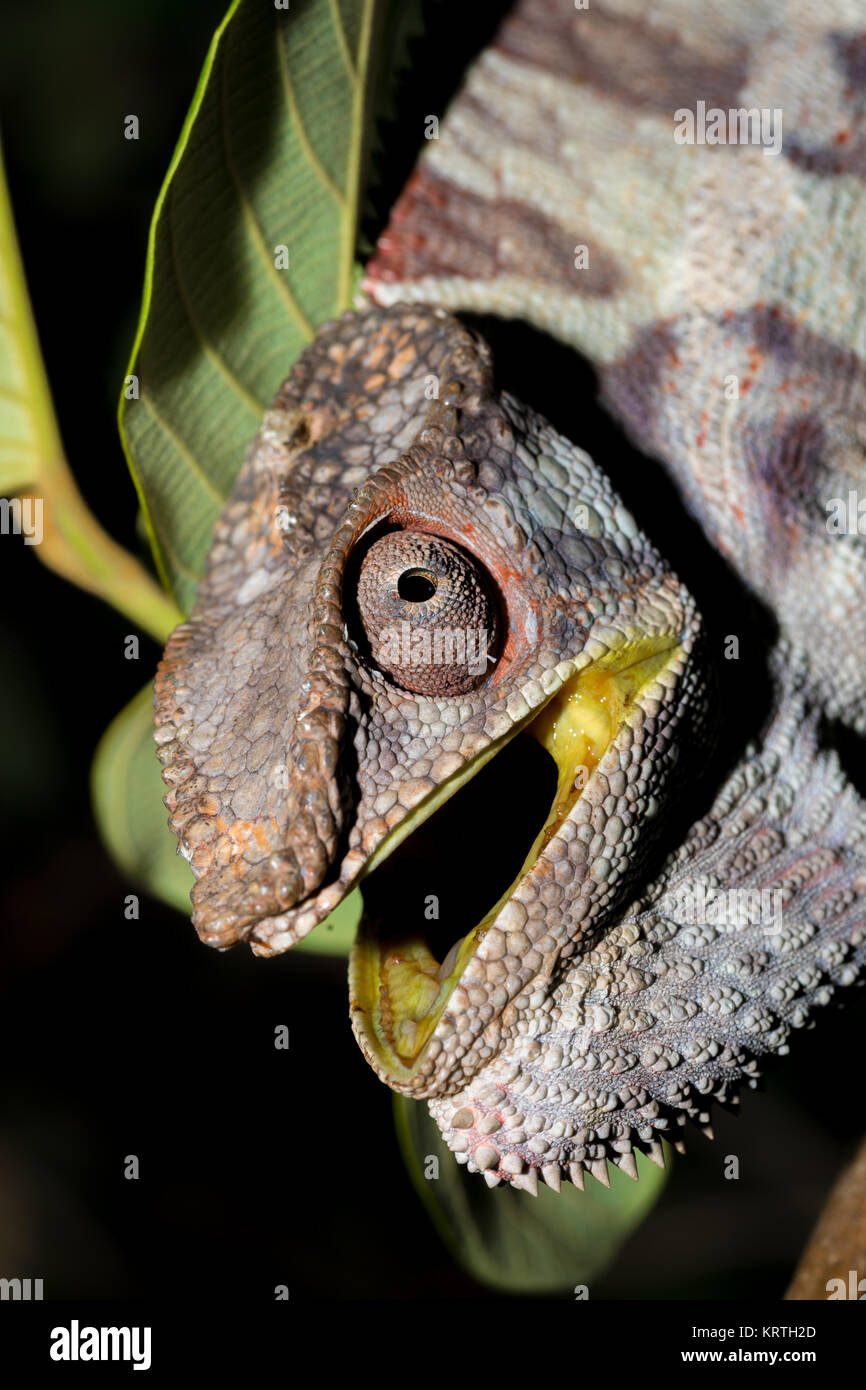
[{"x1": 398, "y1": 569, "x2": 436, "y2": 603}]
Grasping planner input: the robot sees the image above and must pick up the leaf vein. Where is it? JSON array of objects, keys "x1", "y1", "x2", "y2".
[
  {"x1": 219, "y1": 42, "x2": 316, "y2": 342},
  {"x1": 328, "y1": 0, "x2": 357, "y2": 80},
  {"x1": 167, "y1": 187, "x2": 267, "y2": 420},
  {"x1": 274, "y1": 17, "x2": 346, "y2": 207},
  {"x1": 138, "y1": 389, "x2": 227, "y2": 506}
]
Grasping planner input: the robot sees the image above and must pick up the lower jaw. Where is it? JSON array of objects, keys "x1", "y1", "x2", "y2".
[{"x1": 350, "y1": 635, "x2": 680, "y2": 1085}]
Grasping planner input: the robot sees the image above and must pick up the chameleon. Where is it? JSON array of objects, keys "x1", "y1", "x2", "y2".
[{"x1": 153, "y1": 0, "x2": 866, "y2": 1194}]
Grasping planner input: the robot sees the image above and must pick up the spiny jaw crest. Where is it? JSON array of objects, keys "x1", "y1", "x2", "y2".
[{"x1": 349, "y1": 632, "x2": 683, "y2": 1086}]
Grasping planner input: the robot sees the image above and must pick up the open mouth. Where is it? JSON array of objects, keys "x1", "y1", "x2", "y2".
[{"x1": 350, "y1": 636, "x2": 680, "y2": 1082}]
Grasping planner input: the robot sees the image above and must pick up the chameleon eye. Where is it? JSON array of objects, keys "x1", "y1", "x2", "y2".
[{"x1": 355, "y1": 530, "x2": 497, "y2": 695}]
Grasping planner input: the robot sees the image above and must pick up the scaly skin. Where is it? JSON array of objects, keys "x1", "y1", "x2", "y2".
[
  {"x1": 155, "y1": 0, "x2": 866, "y2": 1189},
  {"x1": 368, "y1": 0, "x2": 866, "y2": 731},
  {"x1": 155, "y1": 304, "x2": 707, "y2": 1112},
  {"x1": 430, "y1": 652, "x2": 866, "y2": 1190}
]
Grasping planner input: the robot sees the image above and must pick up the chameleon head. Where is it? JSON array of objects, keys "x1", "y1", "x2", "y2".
[{"x1": 154, "y1": 305, "x2": 707, "y2": 1098}]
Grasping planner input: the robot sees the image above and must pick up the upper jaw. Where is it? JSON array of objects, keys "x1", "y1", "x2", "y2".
[
  {"x1": 243, "y1": 644, "x2": 582, "y2": 956},
  {"x1": 240, "y1": 603, "x2": 685, "y2": 958},
  {"x1": 238, "y1": 529, "x2": 702, "y2": 960}
]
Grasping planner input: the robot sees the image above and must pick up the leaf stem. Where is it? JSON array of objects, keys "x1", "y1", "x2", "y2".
[{"x1": 0, "y1": 136, "x2": 183, "y2": 644}]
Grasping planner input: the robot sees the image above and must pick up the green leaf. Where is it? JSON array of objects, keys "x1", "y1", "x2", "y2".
[
  {"x1": 0, "y1": 133, "x2": 63, "y2": 494},
  {"x1": 91, "y1": 684, "x2": 359, "y2": 956},
  {"x1": 119, "y1": 0, "x2": 381, "y2": 615},
  {"x1": 394, "y1": 1095, "x2": 669, "y2": 1293},
  {"x1": 0, "y1": 134, "x2": 182, "y2": 641},
  {"x1": 91, "y1": 685, "x2": 194, "y2": 914}
]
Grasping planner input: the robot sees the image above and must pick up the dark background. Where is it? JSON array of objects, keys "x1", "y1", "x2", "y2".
[{"x1": 0, "y1": 0, "x2": 862, "y2": 1300}]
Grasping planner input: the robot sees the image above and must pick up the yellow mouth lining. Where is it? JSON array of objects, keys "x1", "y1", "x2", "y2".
[{"x1": 351, "y1": 636, "x2": 680, "y2": 1079}]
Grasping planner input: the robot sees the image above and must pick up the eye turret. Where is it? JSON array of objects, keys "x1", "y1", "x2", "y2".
[{"x1": 356, "y1": 530, "x2": 497, "y2": 695}]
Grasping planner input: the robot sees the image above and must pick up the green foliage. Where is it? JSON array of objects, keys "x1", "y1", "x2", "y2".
[
  {"x1": 91, "y1": 684, "x2": 195, "y2": 916},
  {"x1": 0, "y1": 137, "x2": 179, "y2": 639},
  {"x1": 119, "y1": 0, "x2": 380, "y2": 614},
  {"x1": 0, "y1": 134, "x2": 64, "y2": 494},
  {"x1": 395, "y1": 1096, "x2": 670, "y2": 1293}
]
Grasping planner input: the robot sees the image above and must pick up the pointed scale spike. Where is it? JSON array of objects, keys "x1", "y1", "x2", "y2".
[
  {"x1": 646, "y1": 1141, "x2": 666, "y2": 1170},
  {"x1": 568, "y1": 1162, "x2": 585, "y2": 1191},
  {"x1": 589, "y1": 1158, "x2": 610, "y2": 1188},
  {"x1": 512, "y1": 1169, "x2": 539, "y2": 1197},
  {"x1": 541, "y1": 1164, "x2": 561, "y2": 1193},
  {"x1": 614, "y1": 1151, "x2": 639, "y2": 1181}
]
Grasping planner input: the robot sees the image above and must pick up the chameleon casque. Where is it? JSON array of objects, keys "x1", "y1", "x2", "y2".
[{"x1": 153, "y1": 0, "x2": 866, "y2": 1195}]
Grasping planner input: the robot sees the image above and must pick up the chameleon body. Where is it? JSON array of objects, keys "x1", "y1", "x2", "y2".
[{"x1": 154, "y1": 0, "x2": 866, "y2": 1191}]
